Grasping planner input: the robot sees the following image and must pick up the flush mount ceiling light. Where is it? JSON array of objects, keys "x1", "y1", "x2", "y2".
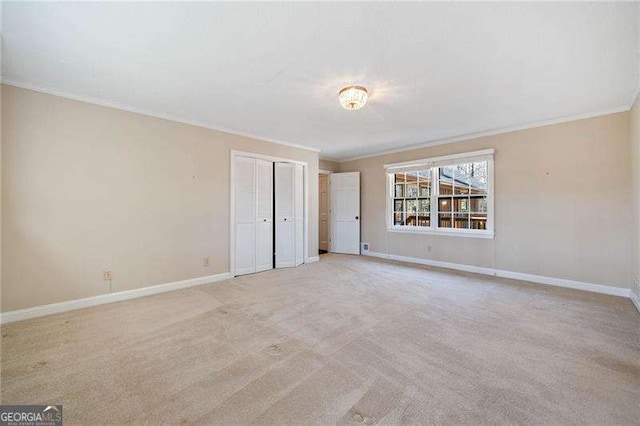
[{"x1": 338, "y1": 85, "x2": 368, "y2": 111}]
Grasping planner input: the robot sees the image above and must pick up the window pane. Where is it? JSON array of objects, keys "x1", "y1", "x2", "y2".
[
  {"x1": 438, "y1": 197, "x2": 452, "y2": 213},
  {"x1": 469, "y1": 196, "x2": 487, "y2": 212},
  {"x1": 394, "y1": 212, "x2": 405, "y2": 226},
  {"x1": 471, "y1": 214, "x2": 488, "y2": 230},
  {"x1": 417, "y1": 170, "x2": 430, "y2": 181},
  {"x1": 407, "y1": 183, "x2": 418, "y2": 198},
  {"x1": 419, "y1": 182, "x2": 430, "y2": 197},
  {"x1": 453, "y1": 198, "x2": 469, "y2": 212},
  {"x1": 394, "y1": 173, "x2": 406, "y2": 183},
  {"x1": 394, "y1": 184, "x2": 404, "y2": 198},
  {"x1": 438, "y1": 166, "x2": 454, "y2": 195},
  {"x1": 468, "y1": 161, "x2": 488, "y2": 194},
  {"x1": 453, "y1": 213, "x2": 470, "y2": 229},
  {"x1": 405, "y1": 213, "x2": 417, "y2": 226},
  {"x1": 454, "y1": 184, "x2": 470, "y2": 195},
  {"x1": 405, "y1": 172, "x2": 418, "y2": 183},
  {"x1": 438, "y1": 213, "x2": 452, "y2": 228},
  {"x1": 406, "y1": 199, "x2": 417, "y2": 213},
  {"x1": 418, "y1": 199, "x2": 429, "y2": 214},
  {"x1": 417, "y1": 215, "x2": 430, "y2": 227},
  {"x1": 394, "y1": 199, "x2": 404, "y2": 212},
  {"x1": 455, "y1": 163, "x2": 473, "y2": 177}
]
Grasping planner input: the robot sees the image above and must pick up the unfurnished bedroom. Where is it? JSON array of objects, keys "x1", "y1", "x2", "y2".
[{"x1": 1, "y1": 2, "x2": 639, "y2": 425}]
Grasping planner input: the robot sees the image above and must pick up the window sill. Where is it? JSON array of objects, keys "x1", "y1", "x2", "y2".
[{"x1": 387, "y1": 226, "x2": 494, "y2": 239}]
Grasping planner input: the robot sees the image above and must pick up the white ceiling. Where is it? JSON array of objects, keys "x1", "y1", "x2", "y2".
[{"x1": 2, "y1": 2, "x2": 638, "y2": 160}]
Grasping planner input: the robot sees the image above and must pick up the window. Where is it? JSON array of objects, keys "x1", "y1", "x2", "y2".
[
  {"x1": 393, "y1": 171, "x2": 430, "y2": 227},
  {"x1": 385, "y1": 149, "x2": 494, "y2": 238}
]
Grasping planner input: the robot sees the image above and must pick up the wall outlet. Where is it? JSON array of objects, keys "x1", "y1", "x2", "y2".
[
  {"x1": 427, "y1": 245, "x2": 432, "y2": 253},
  {"x1": 361, "y1": 242, "x2": 369, "y2": 253},
  {"x1": 103, "y1": 270, "x2": 113, "y2": 281},
  {"x1": 203, "y1": 257, "x2": 210, "y2": 267}
]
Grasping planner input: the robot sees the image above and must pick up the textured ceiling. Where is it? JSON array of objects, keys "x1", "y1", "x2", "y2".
[{"x1": 2, "y1": 2, "x2": 638, "y2": 160}]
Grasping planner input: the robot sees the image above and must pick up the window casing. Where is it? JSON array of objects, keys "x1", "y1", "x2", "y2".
[{"x1": 385, "y1": 149, "x2": 494, "y2": 238}]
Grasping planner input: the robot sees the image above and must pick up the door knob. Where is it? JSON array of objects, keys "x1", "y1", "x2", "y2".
[
  {"x1": 355, "y1": 216, "x2": 359, "y2": 220},
  {"x1": 284, "y1": 218, "x2": 287, "y2": 221},
  {"x1": 263, "y1": 219, "x2": 267, "y2": 222}
]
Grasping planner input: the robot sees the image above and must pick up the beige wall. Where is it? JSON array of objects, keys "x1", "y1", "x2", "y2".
[
  {"x1": 341, "y1": 112, "x2": 633, "y2": 290},
  {"x1": 319, "y1": 159, "x2": 340, "y2": 173},
  {"x1": 2, "y1": 83, "x2": 635, "y2": 312},
  {"x1": 631, "y1": 96, "x2": 640, "y2": 298},
  {"x1": 1, "y1": 85, "x2": 319, "y2": 312}
]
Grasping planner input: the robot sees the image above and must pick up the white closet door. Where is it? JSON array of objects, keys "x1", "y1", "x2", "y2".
[
  {"x1": 275, "y1": 163, "x2": 295, "y2": 268},
  {"x1": 234, "y1": 157, "x2": 256, "y2": 275},
  {"x1": 330, "y1": 172, "x2": 360, "y2": 255},
  {"x1": 294, "y1": 164, "x2": 304, "y2": 266},
  {"x1": 255, "y1": 159, "x2": 273, "y2": 273}
]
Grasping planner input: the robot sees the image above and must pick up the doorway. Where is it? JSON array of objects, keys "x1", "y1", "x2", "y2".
[{"x1": 319, "y1": 172, "x2": 330, "y2": 254}]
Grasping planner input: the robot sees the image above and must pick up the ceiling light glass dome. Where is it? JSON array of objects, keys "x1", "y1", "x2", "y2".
[{"x1": 338, "y1": 86, "x2": 368, "y2": 111}]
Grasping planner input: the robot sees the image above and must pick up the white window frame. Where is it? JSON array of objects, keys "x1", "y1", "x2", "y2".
[{"x1": 384, "y1": 149, "x2": 494, "y2": 239}]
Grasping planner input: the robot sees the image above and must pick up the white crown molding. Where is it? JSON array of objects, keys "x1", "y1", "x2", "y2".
[
  {"x1": 319, "y1": 156, "x2": 341, "y2": 162},
  {"x1": 339, "y1": 106, "x2": 630, "y2": 163},
  {"x1": 1, "y1": 79, "x2": 321, "y2": 154},
  {"x1": 365, "y1": 251, "x2": 631, "y2": 298},
  {"x1": 0, "y1": 272, "x2": 231, "y2": 324},
  {"x1": 2, "y1": 79, "x2": 633, "y2": 163}
]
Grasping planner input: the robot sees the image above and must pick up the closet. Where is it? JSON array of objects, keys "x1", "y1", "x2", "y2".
[{"x1": 233, "y1": 155, "x2": 304, "y2": 276}]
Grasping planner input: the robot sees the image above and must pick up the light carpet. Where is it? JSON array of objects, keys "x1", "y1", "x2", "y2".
[{"x1": 1, "y1": 254, "x2": 639, "y2": 424}]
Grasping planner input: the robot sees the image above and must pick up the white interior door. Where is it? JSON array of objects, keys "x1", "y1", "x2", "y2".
[
  {"x1": 275, "y1": 163, "x2": 295, "y2": 268},
  {"x1": 255, "y1": 159, "x2": 273, "y2": 273},
  {"x1": 234, "y1": 157, "x2": 256, "y2": 275},
  {"x1": 330, "y1": 172, "x2": 360, "y2": 255},
  {"x1": 294, "y1": 164, "x2": 304, "y2": 266}
]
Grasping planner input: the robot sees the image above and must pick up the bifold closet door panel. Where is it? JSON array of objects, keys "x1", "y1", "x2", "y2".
[
  {"x1": 234, "y1": 157, "x2": 256, "y2": 276},
  {"x1": 275, "y1": 162, "x2": 296, "y2": 268},
  {"x1": 255, "y1": 159, "x2": 273, "y2": 273},
  {"x1": 294, "y1": 163, "x2": 304, "y2": 266},
  {"x1": 276, "y1": 221, "x2": 295, "y2": 268}
]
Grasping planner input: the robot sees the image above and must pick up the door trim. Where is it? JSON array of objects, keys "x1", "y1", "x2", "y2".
[{"x1": 230, "y1": 150, "x2": 310, "y2": 277}]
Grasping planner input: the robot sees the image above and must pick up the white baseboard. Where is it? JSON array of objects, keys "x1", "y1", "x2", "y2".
[
  {"x1": 365, "y1": 252, "x2": 631, "y2": 298},
  {"x1": 631, "y1": 280, "x2": 640, "y2": 314},
  {"x1": 631, "y1": 292, "x2": 640, "y2": 314},
  {"x1": 0, "y1": 272, "x2": 231, "y2": 324},
  {"x1": 306, "y1": 256, "x2": 320, "y2": 263}
]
